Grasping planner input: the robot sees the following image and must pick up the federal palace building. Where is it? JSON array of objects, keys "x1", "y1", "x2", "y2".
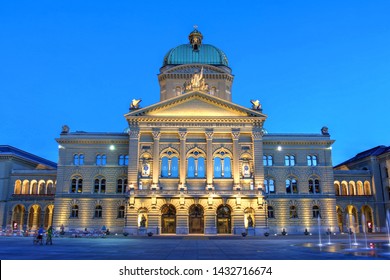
[{"x1": 1, "y1": 29, "x2": 389, "y2": 236}]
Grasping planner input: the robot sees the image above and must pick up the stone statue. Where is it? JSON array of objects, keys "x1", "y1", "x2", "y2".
[
  {"x1": 140, "y1": 214, "x2": 147, "y2": 227},
  {"x1": 61, "y1": 125, "x2": 69, "y2": 134},
  {"x1": 321, "y1": 126, "x2": 329, "y2": 136},
  {"x1": 250, "y1": 100, "x2": 261, "y2": 110},
  {"x1": 184, "y1": 67, "x2": 209, "y2": 92},
  {"x1": 130, "y1": 99, "x2": 142, "y2": 110},
  {"x1": 247, "y1": 215, "x2": 254, "y2": 227}
]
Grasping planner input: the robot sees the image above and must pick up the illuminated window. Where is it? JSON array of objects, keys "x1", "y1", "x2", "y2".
[
  {"x1": 96, "y1": 154, "x2": 107, "y2": 165},
  {"x1": 118, "y1": 155, "x2": 129, "y2": 166},
  {"x1": 309, "y1": 178, "x2": 320, "y2": 194},
  {"x1": 70, "y1": 177, "x2": 83, "y2": 193},
  {"x1": 214, "y1": 149, "x2": 232, "y2": 178},
  {"x1": 286, "y1": 178, "x2": 298, "y2": 194},
  {"x1": 307, "y1": 155, "x2": 318, "y2": 166},
  {"x1": 187, "y1": 149, "x2": 205, "y2": 178},
  {"x1": 161, "y1": 149, "x2": 179, "y2": 178},
  {"x1": 289, "y1": 205, "x2": 298, "y2": 219},
  {"x1": 284, "y1": 155, "x2": 295, "y2": 166},
  {"x1": 263, "y1": 155, "x2": 273, "y2": 166},
  {"x1": 94, "y1": 178, "x2": 106, "y2": 194},
  {"x1": 264, "y1": 178, "x2": 275, "y2": 194},
  {"x1": 73, "y1": 154, "x2": 84, "y2": 165}
]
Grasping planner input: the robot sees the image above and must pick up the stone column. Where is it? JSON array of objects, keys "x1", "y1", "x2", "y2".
[
  {"x1": 47, "y1": 205, "x2": 54, "y2": 227},
  {"x1": 232, "y1": 129, "x2": 241, "y2": 190},
  {"x1": 128, "y1": 124, "x2": 140, "y2": 191},
  {"x1": 32, "y1": 205, "x2": 40, "y2": 230},
  {"x1": 152, "y1": 130, "x2": 161, "y2": 190},
  {"x1": 178, "y1": 129, "x2": 187, "y2": 190},
  {"x1": 252, "y1": 123, "x2": 265, "y2": 190},
  {"x1": 205, "y1": 130, "x2": 214, "y2": 190}
]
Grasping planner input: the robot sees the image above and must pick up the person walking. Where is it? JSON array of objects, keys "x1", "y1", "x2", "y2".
[{"x1": 46, "y1": 226, "x2": 53, "y2": 245}]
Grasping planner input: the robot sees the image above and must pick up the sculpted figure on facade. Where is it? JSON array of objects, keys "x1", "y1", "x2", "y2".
[{"x1": 184, "y1": 67, "x2": 209, "y2": 92}]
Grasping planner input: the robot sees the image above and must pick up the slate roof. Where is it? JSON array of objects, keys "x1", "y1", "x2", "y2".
[
  {"x1": 334, "y1": 145, "x2": 390, "y2": 168},
  {"x1": 0, "y1": 145, "x2": 57, "y2": 169}
]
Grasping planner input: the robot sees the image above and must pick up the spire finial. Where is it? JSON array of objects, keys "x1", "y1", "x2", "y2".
[{"x1": 193, "y1": 24, "x2": 198, "y2": 30}]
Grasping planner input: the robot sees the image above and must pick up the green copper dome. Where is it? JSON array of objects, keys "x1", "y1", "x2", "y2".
[{"x1": 162, "y1": 29, "x2": 229, "y2": 67}]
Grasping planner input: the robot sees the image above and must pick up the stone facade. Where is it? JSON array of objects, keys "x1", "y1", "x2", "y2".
[{"x1": 1, "y1": 29, "x2": 387, "y2": 236}]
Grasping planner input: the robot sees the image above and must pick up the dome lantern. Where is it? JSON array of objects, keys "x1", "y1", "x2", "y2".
[{"x1": 189, "y1": 25, "x2": 203, "y2": 51}]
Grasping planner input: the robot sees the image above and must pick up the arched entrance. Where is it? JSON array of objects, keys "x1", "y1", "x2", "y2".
[
  {"x1": 161, "y1": 204, "x2": 176, "y2": 234},
  {"x1": 361, "y1": 205, "x2": 374, "y2": 232},
  {"x1": 189, "y1": 204, "x2": 204, "y2": 234},
  {"x1": 336, "y1": 206, "x2": 343, "y2": 232},
  {"x1": 217, "y1": 205, "x2": 231, "y2": 234},
  {"x1": 28, "y1": 205, "x2": 41, "y2": 230},
  {"x1": 12, "y1": 205, "x2": 26, "y2": 230}
]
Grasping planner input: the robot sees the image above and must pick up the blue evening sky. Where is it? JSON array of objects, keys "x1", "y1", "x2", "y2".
[{"x1": 0, "y1": 0, "x2": 389, "y2": 166}]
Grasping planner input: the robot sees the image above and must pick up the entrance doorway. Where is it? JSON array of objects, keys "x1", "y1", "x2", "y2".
[
  {"x1": 189, "y1": 204, "x2": 204, "y2": 234},
  {"x1": 161, "y1": 204, "x2": 176, "y2": 234},
  {"x1": 217, "y1": 205, "x2": 231, "y2": 234}
]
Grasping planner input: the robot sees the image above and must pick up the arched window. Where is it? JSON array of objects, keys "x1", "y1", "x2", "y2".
[
  {"x1": 117, "y1": 178, "x2": 127, "y2": 193},
  {"x1": 357, "y1": 181, "x2": 364, "y2": 195},
  {"x1": 289, "y1": 205, "x2": 298, "y2": 219},
  {"x1": 286, "y1": 178, "x2": 298, "y2": 194},
  {"x1": 95, "y1": 205, "x2": 102, "y2": 218},
  {"x1": 307, "y1": 155, "x2": 318, "y2": 166},
  {"x1": 264, "y1": 178, "x2": 275, "y2": 194},
  {"x1": 334, "y1": 181, "x2": 340, "y2": 196},
  {"x1": 73, "y1": 154, "x2": 84, "y2": 165},
  {"x1": 71, "y1": 205, "x2": 79, "y2": 218},
  {"x1": 341, "y1": 181, "x2": 348, "y2": 195},
  {"x1": 187, "y1": 149, "x2": 206, "y2": 178},
  {"x1": 38, "y1": 181, "x2": 45, "y2": 194},
  {"x1": 160, "y1": 149, "x2": 179, "y2": 178},
  {"x1": 349, "y1": 181, "x2": 356, "y2": 196},
  {"x1": 213, "y1": 149, "x2": 232, "y2": 178},
  {"x1": 364, "y1": 181, "x2": 371, "y2": 195},
  {"x1": 94, "y1": 178, "x2": 106, "y2": 193},
  {"x1": 285, "y1": 155, "x2": 296, "y2": 166},
  {"x1": 263, "y1": 155, "x2": 273, "y2": 166},
  {"x1": 70, "y1": 176, "x2": 83, "y2": 193},
  {"x1": 117, "y1": 206, "x2": 125, "y2": 218},
  {"x1": 312, "y1": 205, "x2": 320, "y2": 218},
  {"x1": 31, "y1": 181, "x2": 38, "y2": 194},
  {"x1": 22, "y1": 180, "x2": 29, "y2": 194},
  {"x1": 118, "y1": 155, "x2": 129, "y2": 166},
  {"x1": 96, "y1": 154, "x2": 107, "y2": 165},
  {"x1": 47, "y1": 181, "x2": 55, "y2": 195},
  {"x1": 14, "y1": 180, "x2": 22, "y2": 194},
  {"x1": 309, "y1": 178, "x2": 320, "y2": 194},
  {"x1": 267, "y1": 206, "x2": 275, "y2": 218}
]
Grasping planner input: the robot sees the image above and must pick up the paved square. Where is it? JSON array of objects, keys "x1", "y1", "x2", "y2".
[{"x1": 1, "y1": 233, "x2": 390, "y2": 260}]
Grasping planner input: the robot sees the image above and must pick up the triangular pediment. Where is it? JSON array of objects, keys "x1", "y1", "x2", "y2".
[{"x1": 125, "y1": 91, "x2": 266, "y2": 119}]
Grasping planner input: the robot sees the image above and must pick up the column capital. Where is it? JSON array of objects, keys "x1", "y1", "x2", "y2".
[
  {"x1": 129, "y1": 129, "x2": 140, "y2": 139},
  {"x1": 251, "y1": 130, "x2": 263, "y2": 140},
  {"x1": 205, "y1": 129, "x2": 214, "y2": 140},
  {"x1": 152, "y1": 129, "x2": 161, "y2": 140},
  {"x1": 178, "y1": 129, "x2": 187, "y2": 140},
  {"x1": 231, "y1": 129, "x2": 240, "y2": 140}
]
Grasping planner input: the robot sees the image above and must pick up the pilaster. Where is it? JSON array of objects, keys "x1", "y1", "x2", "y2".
[
  {"x1": 178, "y1": 129, "x2": 187, "y2": 190},
  {"x1": 232, "y1": 129, "x2": 240, "y2": 190},
  {"x1": 128, "y1": 124, "x2": 140, "y2": 191},
  {"x1": 152, "y1": 129, "x2": 161, "y2": 190},
  {"x1": 205, "y1": 130, "x2": 214, "y2": 190}
]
